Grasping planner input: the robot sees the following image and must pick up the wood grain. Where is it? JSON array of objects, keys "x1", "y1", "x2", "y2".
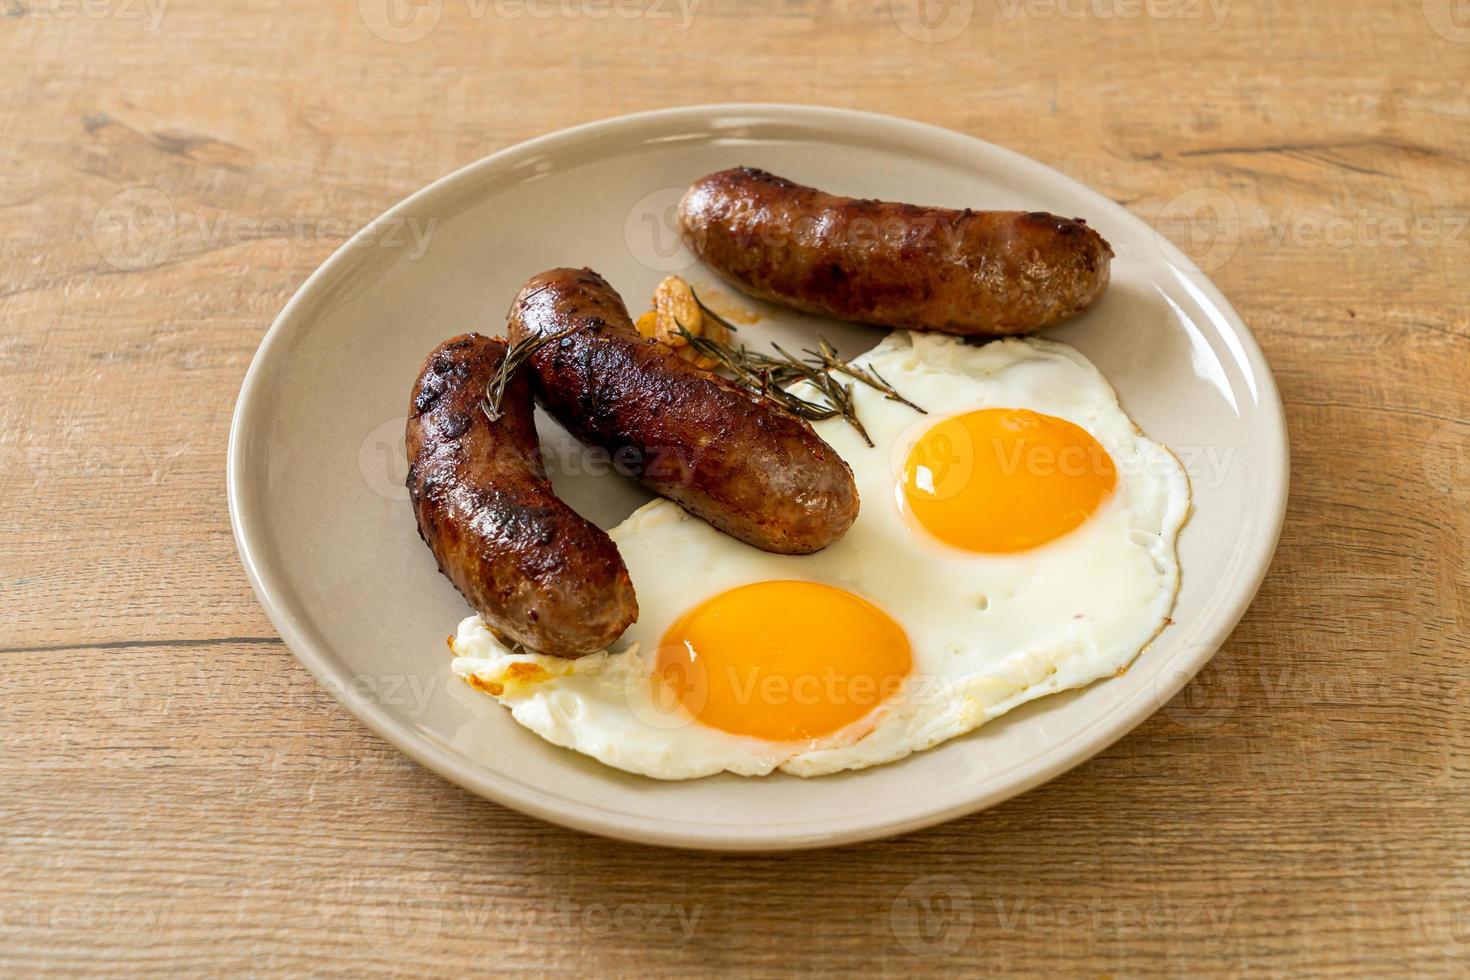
[{"x1": 2, "y1": 0, "x2": 1467, "y2": 974}]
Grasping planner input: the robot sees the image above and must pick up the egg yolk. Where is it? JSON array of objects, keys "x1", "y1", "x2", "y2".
[
  {"x1": 900, "y1": 408, "x2": 1117, "y2": 553},
  {"x1": 653, "y1": 581, "x2": 912, "y2": 742}
]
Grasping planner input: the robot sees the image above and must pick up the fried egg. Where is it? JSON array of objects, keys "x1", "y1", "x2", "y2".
[{"x1": 451, "y1": 331, "x2": 1191, "y2": 779}]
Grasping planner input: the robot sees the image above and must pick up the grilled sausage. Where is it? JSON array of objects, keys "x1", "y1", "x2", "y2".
[
  {"x1": 678, "y1": 167, "x2": 1113, "y2": 336},
  {"x1": 508, "y1": 268, "x2": 859, "y2": 555},
  {"x1": 406, "y1": 333, "x2": 636, "y2": 657}
]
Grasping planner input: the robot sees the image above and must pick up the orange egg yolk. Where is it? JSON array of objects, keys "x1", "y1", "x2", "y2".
[
  {"x1": 654, "y1": 581, "x2": 912, "y2": 742},
  {"x1": 900, "y1": 408, "x2": 1117, "y2": 553}
]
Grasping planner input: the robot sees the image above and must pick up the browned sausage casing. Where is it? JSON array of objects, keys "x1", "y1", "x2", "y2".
[
  {"x1": 406, "y1": 333, "x2": 637, "y2": 657},
  {"x1": 508, "y1": 269, "x2": 859, "y2": 556},
  {"x1": 678, "y1": 167, "x2": 1114, "y2": 336}
]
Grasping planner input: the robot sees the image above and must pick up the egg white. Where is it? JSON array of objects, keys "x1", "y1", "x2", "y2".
[{"x1": 451, "y1": 331, "x2": 1191, "y2": 779}]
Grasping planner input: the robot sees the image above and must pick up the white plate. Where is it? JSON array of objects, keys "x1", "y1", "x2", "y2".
[{"x1": 228, "y1": 104, "x2": 1288, "y2": 851}]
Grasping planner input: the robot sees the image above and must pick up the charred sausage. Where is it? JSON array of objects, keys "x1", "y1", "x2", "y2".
[
  {"x1": 508, "y1": 268, "x2": 859, "y2": 555},
  {"x1": 678, "y1": 167, "x2": 1113, "y2": 336},
  {"x1": 406, "y1": 333, "x2": 637, "y2": 657}
]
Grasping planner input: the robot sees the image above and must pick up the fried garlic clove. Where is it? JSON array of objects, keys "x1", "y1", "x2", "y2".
[{"x1": 653, "y1": 276, "x2": 701, "y2": 347}]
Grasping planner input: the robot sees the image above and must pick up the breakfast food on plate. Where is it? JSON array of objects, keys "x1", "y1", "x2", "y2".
[
  {"x1": 452, "y1": 330, "x2": 1191, "y2": 778},
  {"x1": 678, "y1": 167, "x2": 1113, "y2": 336},
  {"x1": 419, "y1": 166, "x2": 1182, "y2": 777},
  {"x1": 406, "y1": 333, "x2": 637, "y2": 656},
  {"x1": 507, "y1": 268, "x2": 860, "y2": 556}
]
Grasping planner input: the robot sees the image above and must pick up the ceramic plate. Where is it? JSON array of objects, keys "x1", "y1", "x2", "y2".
[{"x1": 228, "y1": 104, "x2": 1287, "y2": 851}]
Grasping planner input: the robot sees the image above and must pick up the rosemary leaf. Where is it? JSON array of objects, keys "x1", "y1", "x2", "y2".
[
  {"x1": 808, "y1": 338, "x2": 927, "y2": 414},
  {"x1": 689, "y1": 288, "x2": 739, "y2": 334},
  {"x1": 481, "y1": 324, "x2": 578, "y2": 422}
]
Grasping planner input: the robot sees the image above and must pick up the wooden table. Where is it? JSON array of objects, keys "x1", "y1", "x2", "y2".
[{"x1": 4, "y1": 0, "x2": 1467, "y2": 974}]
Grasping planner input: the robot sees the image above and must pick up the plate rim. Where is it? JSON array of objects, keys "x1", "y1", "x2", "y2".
[{"x1": 228, "y1": 102, "x2": 1290, "y2": 852}]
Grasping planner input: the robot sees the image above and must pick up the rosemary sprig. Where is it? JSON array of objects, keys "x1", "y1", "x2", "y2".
[
  {"x1": 673, "y1": 326, "x2": 921, "y2": 447},
  {"x1": 481, "y1": 325, "x2": 578, "y2": 422},
  {"x1": 675, "y1": 326, "x2": 840, "y2": 424}
]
